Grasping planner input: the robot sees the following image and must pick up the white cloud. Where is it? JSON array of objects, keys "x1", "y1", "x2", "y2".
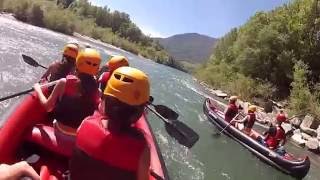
[{"x1": 138, "y1": 24, "x2": 166, "y2": 38}]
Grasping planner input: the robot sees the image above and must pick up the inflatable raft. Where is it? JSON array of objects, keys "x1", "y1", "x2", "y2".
[
  {"x1": 0, "y1": 88, "x2": 169, "y2": 180},
  {"x1": 203, "y1": 98, "x2": 310, "y2": 179}
]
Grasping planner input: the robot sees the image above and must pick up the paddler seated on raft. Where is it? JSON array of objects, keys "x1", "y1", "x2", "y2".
[
  {"x1": 98, "y1": 55, "x2": 129, "y2": 91},
  {"x1": 231, "y1": 105, "x2": 257, "y2": 138},
  {"x1": 33, "y1": 48, "x2": 101, "y2": 151},
  {"x1": 69, "y1": 66, "x2": 150, "y2": 180},
  {"x1": 224, "y1": 96, "x2": 239, "y2": 123},
  {"x1": 41, "y1": 43, "x2": 79, "y2": 83},
  {"x1": 257, "y1": 110, "x2": 287, "y2": 155}
]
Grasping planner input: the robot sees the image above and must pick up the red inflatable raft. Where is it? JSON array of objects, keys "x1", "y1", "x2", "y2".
[{"x1": 0, "y1": 90, "x2": 169, "y2": 180}]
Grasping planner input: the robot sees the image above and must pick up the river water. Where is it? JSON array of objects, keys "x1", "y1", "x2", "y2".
[{"x1": 0, "y1": 16, "x2": 319, "y2": 180}]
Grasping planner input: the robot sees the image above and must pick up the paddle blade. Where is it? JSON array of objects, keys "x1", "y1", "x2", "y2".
[
  {"x1": 22, "y1": 54, "x2": 39, "y2": 67},
  {"x1": 154, "y1": 105, "x2": 179, "y2": 120},
  {"x1": 164, "y1": 120, "x2": 199, "y2": 148}
]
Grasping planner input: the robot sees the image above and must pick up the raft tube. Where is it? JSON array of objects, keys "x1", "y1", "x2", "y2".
[{"x1": 203, "y1": 98, "x2": 310, "y2": 179}]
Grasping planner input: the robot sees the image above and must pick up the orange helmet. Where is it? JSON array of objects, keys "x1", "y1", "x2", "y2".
[
  {"x1": 107, "y1": 56, "x2": 129, "y2": 72},
  {"x1": 63, "y1": 43, "x2": 78, "y2": 60},
  {"x1": 104, "y1": 67, "x2": 150, "y2": 106},
  {"x1": 248, "y1": 105, "x2": 257, "y2": 112},
  {"x1": 76, "y1": 48, "x2": 101, "y2": 75},
  {"x1": 276, "y1": 113, "x2": 287, "y2": 123}
]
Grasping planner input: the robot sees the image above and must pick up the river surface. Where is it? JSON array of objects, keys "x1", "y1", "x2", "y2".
[{"x1": 0, "y1": 16, "x2": 319, "y2": 180}]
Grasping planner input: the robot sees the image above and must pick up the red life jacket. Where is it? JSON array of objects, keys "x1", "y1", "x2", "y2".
[
  {"x1": 70, "y1": 111, "x2": 146, "y2": 180},
  {"x1": 52, "y1": 75, "x2": 98, "y2": 128},
  {"x1": 224, "y1": 103, "x2": 238, "y2": 122},
  {"x1": 98, "y1": 71, "x2": 111, "y2": 91},
  {"x1": 244, "y1": 112, "x2": 256, "y2": 129},
  {"x1": 266, "y1": 125, "x2": 285, "y2": 149}
]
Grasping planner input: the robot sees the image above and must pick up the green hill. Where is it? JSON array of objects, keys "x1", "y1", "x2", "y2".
[{"x1": 155, "y1": 33, "x2": 217, "y2": 64}]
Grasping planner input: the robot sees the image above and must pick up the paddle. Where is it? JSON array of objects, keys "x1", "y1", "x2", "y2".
[
  {"x1": 148, "y1": 96, "x2": 179, "y2": 120},
  {"x1": 22, "y1": 54, "x2": 48, "y2": 69},
  {"x1": 0, "y1": 80, "x2": 59, "y2": 102},
  {"x1": 146, "y1": 105, "x2": 199, "y2": 148},
  {"x1": 213, "y1": 113, "x2": 240, "y2": 137}
]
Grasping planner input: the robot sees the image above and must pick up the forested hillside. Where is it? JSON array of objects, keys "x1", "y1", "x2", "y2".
[
  {"x1": 0, "y1": 0, "x2": 184, "y2": 69},
  {"x1": 196, "y1": 0, "x2": 320, "y2": 116}
]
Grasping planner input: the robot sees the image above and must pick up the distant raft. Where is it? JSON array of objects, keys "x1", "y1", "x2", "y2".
[{"x1": 203, "y1": 98, "x2": 310, "y2": 179}]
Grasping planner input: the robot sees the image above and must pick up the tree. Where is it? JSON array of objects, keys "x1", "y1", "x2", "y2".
[
  {"x1": 14, "y1": 1, "x2": 30, "y2": 22},
  {"x1": 289, "y1": 61, "x2": 313, "y2": 114}
]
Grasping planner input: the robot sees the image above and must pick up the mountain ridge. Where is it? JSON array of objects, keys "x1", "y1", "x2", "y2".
[{"x1": 154, "y1": 33, "x2": 218, "y2": 64}]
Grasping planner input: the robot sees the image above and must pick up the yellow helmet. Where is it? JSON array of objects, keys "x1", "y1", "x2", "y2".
[
  {"x1": 76, "y1": 48, "x2": 101, "y2": 75},
  {"x1": 248, "y1": 105, "x2": 257, "y2": 112},
  {"x1": 104, "y1": 67, "x2": 150, "y2": 106},
  {"x1": 63, "y1": 43, "x2": 78, "y2": 60},
  {"x1": 107, "y1": 55, "x2": 129, "y2": 71}
]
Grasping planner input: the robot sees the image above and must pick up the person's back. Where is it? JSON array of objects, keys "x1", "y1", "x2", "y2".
[
  {"x1": 52, "y1": 74, "x2": 98, "y2": 129},
  {"x1": 70, "y1": 67, "x2": 151, "y2": 180},
  {"x1": 224, "y1": 96, "x2": 238, "y2": 122},
  {"x1": 71, "y1": 112, "x2": 147, "y2": 180},
  {"x1": 265, "y1": 112, "x2": 286, "y2": 149},
  {"x1": 34, "y1": 48, "x2": 101, "y2": 140}
]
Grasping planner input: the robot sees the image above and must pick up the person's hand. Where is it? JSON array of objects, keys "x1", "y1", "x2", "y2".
[
  {"x1": 39, "y1": 78, "x2": 47, "y2": 84},
  {"x1": 0, "y1": 161, "x2": 40, "y2": 180},
  {"x1": 33, "y1": 83, "x2": 41, "y2": 92}
]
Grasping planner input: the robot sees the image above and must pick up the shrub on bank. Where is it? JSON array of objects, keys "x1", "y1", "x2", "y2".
[
  {"x1": 196, "y1": 61, "x2": 275, "y2": 102},
  {"x1": 44, "y1": 8, "x2": 75, "y2": 35},
  {"x1": 289, "y1": 61, "x2": 320, "y2": 118}
]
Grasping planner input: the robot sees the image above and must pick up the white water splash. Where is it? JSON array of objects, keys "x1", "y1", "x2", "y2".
[{"x1": 221, "y1": 172, "x2": 231, "y2": 180}]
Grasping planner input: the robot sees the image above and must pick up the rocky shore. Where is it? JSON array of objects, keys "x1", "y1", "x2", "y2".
[{"x1": 200, "y1": 81, "x2": 320, "y2": 155}]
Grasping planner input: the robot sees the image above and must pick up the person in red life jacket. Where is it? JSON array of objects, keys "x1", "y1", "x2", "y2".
[
  {"x1": 70, "y1": 66, "x2": 150, "y2": 180},
  {"x1": 41, "y1": 43, "x2": 79, "y2": 83},
  {"x1": 98, "y1": 55, "x2": 129, "y2": 91},
  {"x1": 33, "y1": 48, "x2": 101, "y2": 154},
  {"x1": 224, "y1": 96, "x2": 239, "y2": 122},
  {"x1": 258, "y1": 110, "x2": 287, "y2": 155},
  {"x1": 0, "y1": 161, "x2": 39, "y2": 180},
  {"x1": 231, "y1": 105, "x2": 257, "y2": 137}
]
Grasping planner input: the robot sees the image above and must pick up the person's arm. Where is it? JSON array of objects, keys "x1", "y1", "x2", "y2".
[
  {"x1": 137, "y1": 146, "x2": 150, "y2": 180},
  {"x1": 0, "y1": 161, "x2": 40, "y2": 180},
  {"x1": 279, "y1": 135, "x2": 286, "y2": 146},
  {"x1": 232, "y1": 115, "x2": 247, "y2": 123},
  {"x1": 33, "y1": 78, "x2": 66, "y2": 112}
]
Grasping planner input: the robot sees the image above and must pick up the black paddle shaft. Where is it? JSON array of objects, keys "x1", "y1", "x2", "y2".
[{"x1": 0, "y1": 88, "x2": 33, "y2": 102}]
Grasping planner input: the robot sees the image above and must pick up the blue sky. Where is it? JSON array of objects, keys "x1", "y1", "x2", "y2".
[{"x1": 90, "y1": 0, "x2": 290, "y2": 38}]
